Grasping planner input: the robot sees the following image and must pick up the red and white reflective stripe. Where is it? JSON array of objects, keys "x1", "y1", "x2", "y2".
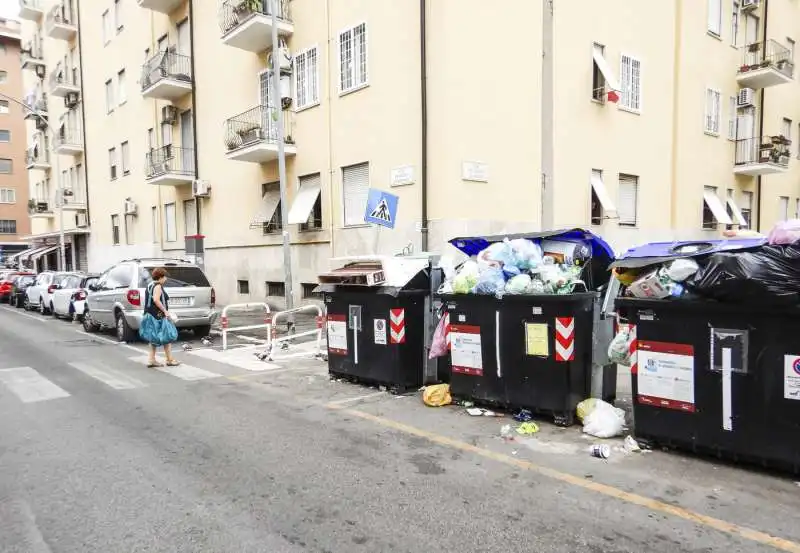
[
  {"x1": 444, "y1": 312, "x2": 451, "y2": 350},
  {"x1": 554, "y1": 317, "x2": 575, "y2": 362},
  {"x1": 628, "y1": 325, "x2": 638, "y2": 374},
  {"x1": 221, "y1": 316, "x2": 228, "y2": 329},
  {"x1": 390, "y1": 308, "x2": 406, "y2": 344},
  {"x1": 315, "y1": 315, "x2": 326, "y2": 329}
]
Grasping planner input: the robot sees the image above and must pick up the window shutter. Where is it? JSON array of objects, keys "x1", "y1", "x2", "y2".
[
  {"x1": 343, "y1": 162, "x2": 370, "y2": 226},
  {"x1": 728, "y1": 96, "x2": 737, "y2": 140},
  {"x1": 708, "y1": 0, "x2": 722, "y2": 35},
  {"x1": 630, "y1": 58, "x2": 641, "y2": 111},
  {"x1": 618, "y1": 174, "x2": 638, "y2": 226},
  {"x1": 619, "y1": 55, "x2": 631, "y2": 107}
]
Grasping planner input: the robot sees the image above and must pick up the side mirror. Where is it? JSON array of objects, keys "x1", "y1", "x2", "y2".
[{"x1": 88, "y1": 283, "x2": 97, "y2": 292}]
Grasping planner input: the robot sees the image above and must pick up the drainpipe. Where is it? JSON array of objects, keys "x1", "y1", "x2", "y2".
[
  {"x1": 756, "y1": 0, "x2": 768, "y2": 232},
  {"x1": 419, "y1": 0, "x2": 428, "y2": 252},
  {"x1": 188, "y1": 0, "x2": 201, "y2": 234},
  {"x1": 75, "y1": 0, "x2": 90, "y2": 263}
]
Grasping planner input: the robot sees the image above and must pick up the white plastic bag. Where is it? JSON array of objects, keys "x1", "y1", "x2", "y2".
[
  {"x1": 666, "y1": 258, "x2": 699, "y2": 282},
  {"x1": 582, "y1": 399, "x2": 626, "y2": 438},
  {"x1": 607, "y1": 326, "x2": 633, "y2": 365}
]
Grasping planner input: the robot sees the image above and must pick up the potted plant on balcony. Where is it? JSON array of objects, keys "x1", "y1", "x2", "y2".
[{"x1": 234, "y1": 0, "x2": 261, "y2": 18}]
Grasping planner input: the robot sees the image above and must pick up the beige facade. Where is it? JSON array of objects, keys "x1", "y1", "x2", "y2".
[
  {"x1": 0, "y1": 17, "x2": 30, "y2": 257},
  {"x1": 17, "y1": 0, "x2": 800, "y2": 304}
]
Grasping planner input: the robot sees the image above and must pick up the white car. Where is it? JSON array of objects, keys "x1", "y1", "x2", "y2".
[
  {"x1": 50, "y1": 273, "x2": 98, "y2": 320},
  {"x1": 71, "y1": 275, "x2": 98, "y2": 322},
  {"x1": 25, "y1": 271, "x2": 55, "y2": 312}
]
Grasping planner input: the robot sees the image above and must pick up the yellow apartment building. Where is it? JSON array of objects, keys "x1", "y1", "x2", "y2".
[{"x1": 17, "y1": 0, "x2": 800, "y2": 305}]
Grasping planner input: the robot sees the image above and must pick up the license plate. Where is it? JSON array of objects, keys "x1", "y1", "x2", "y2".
[{"x1": 171, "y1": 297, "x2": 192, "y2": 306}]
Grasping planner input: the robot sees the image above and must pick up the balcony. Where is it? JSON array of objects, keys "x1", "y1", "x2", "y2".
[
  {"x1": 224, "y1": 106, "x2": 295, "y2": 163},
  {"x1": 28, "y1": 200, "x2": 53, "y2": 219},
  {"x1": 141, "y1": 51, "x2": 193, "y2": 101},
  {"x1": 25, "y1": 144, "x2": 50, "y2": 171},
  {"x1": 145, "y1": 145, "x2": 195, "y2": 186},
  {"x1": 137, "y1": 0, "x2": 184, "y2": 14},
  {"x1": 19, "y1": 0, "x2": 44, "y2": 21},
  {"x1": 219, "y1": 0, "x2": 293, "y2": 53},
  {"x1": 737, "y1": 40, "x2": 794, "y2": 88},
  {"x1": 23, "y1": 93, "x2": 48, "y2": 120},
  {"x1": 61, "y1": 186, "x2": 87, "y2": 211},
  {"x1": 54, "y1": 127, "x2": 83, "y2": 156},
  {"x1": 49, "y1": 69, "x2": 80, "y2": 98},
  {"x1": 45, "y1": 4, "x2": 77, "y2": 41},
  {"x1": 734, "y1": 136, "x2": 791, "y2": 176},
  {"x1": 20, "y1": 41, "x2": 45, "y2": 72}
]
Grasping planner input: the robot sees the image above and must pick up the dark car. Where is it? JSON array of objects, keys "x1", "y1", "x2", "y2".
[
  {"x1": 0, "y1": 271, "x2": 35, "y2": 303},
  {"x1": 9, "y1": 274, "x2": 36, "y2": 308}
]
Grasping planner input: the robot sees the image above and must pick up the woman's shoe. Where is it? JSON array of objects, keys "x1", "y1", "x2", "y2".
[
  {"x1": 165, "y1": 359, "x2": 181, "y2": 367},
  {"x1": 147, "y1": 360, "x2": 164, "y2": 368}
]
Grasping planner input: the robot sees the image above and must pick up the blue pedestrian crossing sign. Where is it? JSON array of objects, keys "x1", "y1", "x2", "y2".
[{"x1": 364, "y1": 188, "x2": 399, "y2": 229}]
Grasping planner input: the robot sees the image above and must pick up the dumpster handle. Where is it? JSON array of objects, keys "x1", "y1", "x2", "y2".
[{"x1": 495, "y1": 310, "x2": 501, "y2": 378}]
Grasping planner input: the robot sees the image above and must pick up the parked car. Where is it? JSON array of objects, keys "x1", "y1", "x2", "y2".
[
  {"x1": 83, "y1": 258, "x2": 217, "y2": 342},
  {"x1": 0, "y1": 271, "x2": 35, "y2": 303},
  {"x1": 51, "y1": 273, "x2": 98, "y2": 320},
  {"x1": 39, "y1": 272, "x2": 75, "y2": 315},
  {"x1": 8, "y1": 275, "x2": 35, "y2": 308},
  {"x1": 71, "y1": 275, "x2": 98, "y2": 322},
  {"x1": 25, "y1": 271, "x2": 55, "y2": 312}
]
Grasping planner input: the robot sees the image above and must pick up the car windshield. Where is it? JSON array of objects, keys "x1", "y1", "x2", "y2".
[
  {"x1": 82, "y1": 277, "x2": 97, "y2": 288},
  {"x1": 138, "y1": 266, "x2": 211, "y2": 288},
  {"x1": 18, "y1": 276, "x2": 34, "y2": 286}
]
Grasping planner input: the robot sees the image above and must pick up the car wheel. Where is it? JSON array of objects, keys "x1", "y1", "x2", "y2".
[
  {"x1": 23, "y1": 297, "x2": 30, "y2": 311},
  {"x1": 39, "y1": 299, "x2": 46, "y2": 315},
  {"x1": 9, "y1": 295, "x2": 15, "y2": 308},
  {"x1": 115, "y1": 311, "x2": 137, "y2": 343},
  {"x1": 193, "y1": 325, "x2": 211, "y2": 338},
  {"x1": 51, "y1": 303, "x2": 58, "y2": 318}
]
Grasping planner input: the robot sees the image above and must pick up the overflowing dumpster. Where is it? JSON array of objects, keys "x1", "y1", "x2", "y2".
[
  {"x1": 613, "y1": 236, "x2": 800, "y2": 472},
  {"x1": 437, "y1": 229, "x2": 619, "y2": 425},
  {"x1": 317, "y1": 255, "x2": 443, "y2": 393}
]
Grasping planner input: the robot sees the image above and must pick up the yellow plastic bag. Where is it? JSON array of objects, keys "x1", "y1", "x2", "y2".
[
  {"x1": 422, "y1": 384, "x2": 452, "y2": 407},
  {"x1": 576, "y1": 398, "x2": 599, "y2": 423}
]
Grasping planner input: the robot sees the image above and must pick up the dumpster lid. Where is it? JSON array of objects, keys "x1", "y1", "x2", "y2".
[
  {"x1": 610, "y1": 237, "x2": 767, "y2": 269},
  {"x1": 319, "y1": 255, "x2": 431, "y2": 288}
]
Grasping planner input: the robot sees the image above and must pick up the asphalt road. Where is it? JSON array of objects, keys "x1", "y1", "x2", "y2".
[{"x1": 1, "y1": 305, "x2": 799, "y2": 553}]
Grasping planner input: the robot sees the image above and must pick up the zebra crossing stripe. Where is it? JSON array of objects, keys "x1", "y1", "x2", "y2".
[
  {"x1": 69, "y1": 361, "x2": 147, "y2": 390},
  {"x1": 129, "y1": 356, "x2": 221, "y2": 381},
  {"x1": 0, "y1": 367, "x2": 70, "y2": 403}
]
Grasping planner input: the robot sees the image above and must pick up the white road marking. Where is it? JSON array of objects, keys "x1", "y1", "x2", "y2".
[
  {"x1": 325, "y1": 391, "x2": 386, "y2": 407},
  {"x1": 128, "y1": 356, "x2": 221, "y2": 381},
  {"x1": 68, "y1": 361, "x2": 147, "y2": 390},
  {"x1": 72, "y1": 329, "x2": 146, "y2": 354},
  {"x1": 187, "y1": 348, "x2": 280, "y2": 372},
  {"x1": 0, "y1": 367, "x2": 70, "y2": 403},
  {"x1": 0, "y1": 306, "x2": 47, "y2": 323}
]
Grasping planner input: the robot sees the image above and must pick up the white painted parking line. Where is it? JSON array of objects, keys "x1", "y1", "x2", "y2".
[
  {"x1": 0, "y1": 306, "x2": 47, "y2": 323},
  {"x1": 0, "y1": 367, "x2": 70, "y2": 403},
  {"x1": 325, "y1": 391, "x2": 387, "y2": 407},
  {"x1": 187, "y1": 348, "x2": 280, "y2": 372},
  {"x1": 128, "y1": 356, "x2": 221, "y2": 381},
  {"x1": 68, "y1": 361, "x2": 147, "y2": 390}
]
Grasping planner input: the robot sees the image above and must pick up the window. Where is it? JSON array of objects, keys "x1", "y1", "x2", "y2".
[
  {"x1": 0, "y1": 220, "x2": 16, "y2": 234},
  {"x1": 117, "y1": 69, "x2": 126, "y2": 105},
  {"x1": 617, "y1": 174, "x2": 639, "y2": 227},
  {"x1": 147, "y1": 128, "x2": 155, "y2": 151},
  {"x1": 0, "y1": 100, "x2": 8, "y2": 114},
  {"x1": 741, "y1": 191, "x2": 753, "y2": 227},
  {"x1": 782, "y1": 118, "x2": 792, "y2": 142},
  {"x1": 266, "y1": 281, "x2": 285, "y2": 297},
  {"x1": 121, "y1": 141, "x2": 130, "y2": 175},
  {"x1": 111, "y1": 214, "x2": 120, "y2": 245},
  {"x1": 731, "y1": 1, "x2": 740, "y2": 46},
  {"x1": 779, "y1": 196, "x2": 789, "y2": 221},
  {"x1": 164, "y1": 202, "x2": 176, "y2": 242},
  {"x1": 591, "y1": 43, "x2": 606, "y2": 102},
  {"x1": 704, "y1": 88, "x2": 721, "y2": 135},
  {"x1": 102, "y1": 10, "x2": 111, "y2": 44},
  {"x1": 342, "y1": 162, "x2": 370, "y2": 226},
  {"x1": 789, "y1": 38, "x2": 796, "y2": 64},
  {"x1": 0, "y1": 130, "x2": 10, "y2": 142},
  {"x1": 703, "y1": 186, "x2": 733, "y2": 229},
  {"x1": 295, "y1": 46, "x2": 320, "y2": 109},
  {"x1": 151, "y1": 206, "x2": 158, "y2": 242},
  {"x1": 108, "y1": 147, "x2": 117, "y2": 180},
  {"x1": 107, "y1": 265, "x2": 133, "y2": 289},
  {"x1": 796, "y1": 198, "x2": 800, "y2": 220},
  {"x1": 259, "y1": 181, "x2": 282, "y2": 234},
  {"x1": 114, "y1": 0, "x2": 123, "y2": 31},
  {"x1": 0, "y1": 159, "x2": 12, "y2": 174},
  {"x1": 183, "y1": 199, "x2": 197, "y2": 236},
  {"x1": 589, "y1": 169, "x2": 617, "y2": 225},
  {"x1": 619, "y1": 54, "x2": 642, "y2": 112},
  {"x1": 237, "y1": 280, "x2": 249, "y2": 295},
  {"x1": 0, "y1": 188, "x2": 15, "y2": 203},
  {"x1": 300, "y1": 194, "x2": 323, "y2": 231},
  {"x1": 125, "y1": 213, "x2": 134, "y2": 245},
  {"x1": 302, "y1": 283, "x2": 321, "y2": 299},
  {"x1": 339, "y1": 23, "x2": 368, "y2": 93},
  {"x1": 708, "y1": 0, "x2": 722, "y2": 36},
  {"x1": 727, "y1": 96, "x2": 737, "y2": 140},
  {"x1": 105, "y1": 79, "x2": 113, "y2": 113},
  {"x1": 289, "y1": 172, "x2": 323, "y2": 230},
  {"x1": 0, "y1": 71, "x2": 7, "y2": 84}
]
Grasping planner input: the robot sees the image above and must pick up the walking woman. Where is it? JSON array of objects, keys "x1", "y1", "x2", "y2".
[{"x1": 140, "y1": 267, "x2": 180, "y2": 368}]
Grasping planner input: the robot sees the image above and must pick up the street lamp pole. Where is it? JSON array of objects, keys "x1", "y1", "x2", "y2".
[{"x1": 0, "y1": 91, "x2": 66, "y2": 271}]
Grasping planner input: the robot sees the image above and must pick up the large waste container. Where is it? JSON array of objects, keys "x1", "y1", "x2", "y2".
[
  {"x1": 614, "y1": 237, "x2": 800, "y2": 472},
  {"x1": 439, "y1": 229, "x2": 618, "y2": 425},
  {"x1": 317, "y1": 255, "x2": 442, "y2": 393}
]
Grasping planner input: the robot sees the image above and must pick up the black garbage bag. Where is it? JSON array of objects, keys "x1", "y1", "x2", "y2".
[{"x1": 688, "y1": 244, "x2": 800, "y2": 306}]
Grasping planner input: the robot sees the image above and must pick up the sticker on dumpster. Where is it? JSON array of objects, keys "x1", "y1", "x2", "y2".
[
  {"x1": 327, "y1": 314, "x2": 348, "y2": 355},
  {"x1": 374, "y1": 319, "x2": 387, "y2": 345},
  {"x1": 783, "y1": 355, "x2": 800, "y2": 400},
  {"x1": 636, "y1": 341, "x2": 695, "y2": 412},
  {"x1": 554, "y1": 317, "x2": 575, "y2": 362},
  {"x1": 450, "y1": 325, "x2": 483, "y2": 376}
]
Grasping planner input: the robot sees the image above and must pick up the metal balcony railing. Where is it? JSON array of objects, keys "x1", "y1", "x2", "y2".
[
  {"x1": 49, "y1": 67, "x2": 79, "y2": 89},
  {"x1": 739, "y1": 39, "x2": 794, "y2": 78},
  {"x1": 218, "y1": 0, "x2": 291, "y2": 35},
  {"x1": 734, "y1": 136, "x2": 791, "y2": 167},
  {"x1": 24, "y1": 92, "x2": 47, "y2": 115},
  {"x1": 26, "y1": 144, "x2": 49, "y2": 165},
  {"x1": 63, "y1": 184, "x2": 86, "y2": 205},
  {"x1": 54, "y1": 126, "x2": 82, "y2": 149},
  {"x1": 224, "y1": 105, "x2": 293, "y2": 151},
  {"x1": 20, "y1": 0, "x2": 43, "y2": 8},
  {"x1": 21, "y1": 37, "x2": 44, "y2": 60},
  {"x1": 46, "y1": 2, "x2": 75, "y2": 27},
  {"x1": 140, "y1": 50, "x2": 192, "y2": 90},
  {"x1": 145, "y1": 145, "x2": 195, "y2": 179}
]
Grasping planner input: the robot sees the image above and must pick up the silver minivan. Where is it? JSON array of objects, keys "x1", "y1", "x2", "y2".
[{"x1": 83, "y1": 258, "x2": 217, "y2": 342}]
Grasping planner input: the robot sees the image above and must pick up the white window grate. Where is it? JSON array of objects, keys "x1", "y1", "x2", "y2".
[
  {"x1": 704, "y1": 88, "x2": 721, "y2": 135},
  {"x1": 342, "y1": 162, "x2": 370, "y2": 226},
  {"x1": 294, "y1": 47, "x2": 319, "y2": 109},
  {"x1": 619, "y1": 54, "x2": 641, "y2": 112},
  {"x1": 339, "y1": 23, "x2": 368, "y2": 93},
  {"x1": 164, "y1": 202, "x2": 177, "y2": 242},
  {"x1": 617, "y1": 174, "x2": 639, "y2": 227},
  {"x1": 728, "y1": 96, "x2": 737, "y2": 140}
]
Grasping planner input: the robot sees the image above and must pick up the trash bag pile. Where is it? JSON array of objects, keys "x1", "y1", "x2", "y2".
[{"x1": 440, "y1": 237, "x2": 593, "y2": 297}]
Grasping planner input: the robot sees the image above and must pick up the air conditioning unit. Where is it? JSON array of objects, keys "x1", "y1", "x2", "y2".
[
  {"x1": 76, "y1": 212, "x2": 88, "y2": 227},
  {"x1": 742, "y1": 0, "x2": 759, "y2": 9},
  {"x1": 268, "y1": 42, "x2": 292, "y2": 73},
  {"x1": 737, "y1": 88, "x2": 755, "y2": 107},
  {"x1": 161, "y1": 105, "x2": 178, "y2": 125},
  {"x1": 64, "y1": 92, "x2": 79, "y2": 108},
  {"x1": 192, "y1": 179, "x2": 211, "y2": 198},
  {"x1": 35, "y1": 117, "x2": 48, "y2": 131},
  {"x1": 35, "y1": 65, "x2": 45, "y2": 78},
  {"x1": 124, "y1": 200, "x2": 138, "y2": 216}
]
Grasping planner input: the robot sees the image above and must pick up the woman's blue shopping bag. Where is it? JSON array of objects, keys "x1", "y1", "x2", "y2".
[{"x1": 139, "y1": 313, "x2": 178, "y2": 345}]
